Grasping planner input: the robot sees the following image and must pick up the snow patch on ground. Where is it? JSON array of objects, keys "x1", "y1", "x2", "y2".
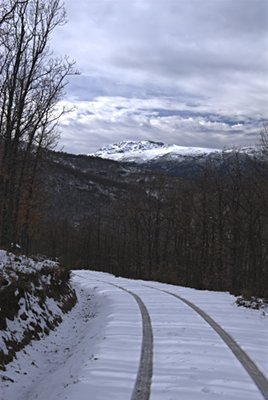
[
  {"x1": 0, "y1": 251, "x2": 76, "y2": 369},
  {"x1": 0, "y1": 250, "x2": 58, "y2": 275}
]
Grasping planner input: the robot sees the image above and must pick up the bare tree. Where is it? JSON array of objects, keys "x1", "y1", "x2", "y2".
[
  {"x1": 260, "y1": 123, "x2": 268, "y2": 158},
  {"x1": 0, "y1": 0, "x2": 76, "y2": 248},
  {"x1": 0, "y1": 1, "x2": 25, "y2": 26}
]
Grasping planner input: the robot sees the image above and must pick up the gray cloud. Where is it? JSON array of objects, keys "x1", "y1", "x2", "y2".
[
  {"x1": 58, "y1": 96, "x2": 262, "y2": 153},
  {"x1": 51, "y1": 0, "x2": 268, "y2": 153}
]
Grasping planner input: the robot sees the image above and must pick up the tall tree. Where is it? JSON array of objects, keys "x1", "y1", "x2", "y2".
[{"x1": 0, "y1": 0, "x2": 75, "y2": 248}]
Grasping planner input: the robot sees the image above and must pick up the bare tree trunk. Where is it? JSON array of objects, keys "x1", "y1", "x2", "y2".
[{"x1": 0, "y1": 0, "x2": 75, "y2": 248}]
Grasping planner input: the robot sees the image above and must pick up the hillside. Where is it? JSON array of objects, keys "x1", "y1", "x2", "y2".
[
  {"x1": 41, "y1": 149, "x2": 161, "y2": 222},
  {"x1": 42, "y1": 141, "x2": 260, "y2": 221},
  {"x1": 26, "y1": 142, "x2": 267, "y2": 299}
]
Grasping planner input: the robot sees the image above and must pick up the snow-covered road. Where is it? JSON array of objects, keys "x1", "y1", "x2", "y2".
[{"x1": 1, "y1": 270, "x2": 268, "y2": 400}]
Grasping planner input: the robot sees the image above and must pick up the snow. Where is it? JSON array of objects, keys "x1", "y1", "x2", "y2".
[
  {"x1": 1, "y1": 270, "x2": 267, "y2": 400},
  {"x1": 90, "y1": 140, "x2": 259, "y2": 164},
  {"x1": 0, "y1": 250, "x2": 58, "y2": 276},
  {"x1": 91, "y1": 140, "x2": 221, "y2": 163},
  {"x1": 0, "y1": 251, "x2": 74, "y2": 365}
]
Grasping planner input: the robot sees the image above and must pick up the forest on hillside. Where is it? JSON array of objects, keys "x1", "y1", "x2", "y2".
[{"x1": 35, "y1": 148, "x2": 268, "y2": 299}]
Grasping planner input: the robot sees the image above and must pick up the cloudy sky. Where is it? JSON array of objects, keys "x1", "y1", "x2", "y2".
[{"x1": 52, "y1": 0, "x2": 268, "y2": 154}]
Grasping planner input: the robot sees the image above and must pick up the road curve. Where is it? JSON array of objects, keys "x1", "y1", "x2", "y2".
[
  {"x1": 149, "y1": 286, "x2": 268, "y2": 400},
  {"x1": 104, "y1": 283, "x2": 153, "y2": 400}
]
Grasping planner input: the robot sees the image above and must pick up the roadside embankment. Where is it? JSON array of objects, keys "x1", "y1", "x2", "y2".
[{"x1": 0, "y1": 250, "x2": 77, "y2": 370}]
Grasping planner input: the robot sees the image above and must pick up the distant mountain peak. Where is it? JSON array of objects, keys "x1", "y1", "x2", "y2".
[
  {"x1": 91, "y1": 140, "x2": 221, "y2": 163},
  {"x1": 95, "y1": 140, "x2": 165, "y2": 154}
]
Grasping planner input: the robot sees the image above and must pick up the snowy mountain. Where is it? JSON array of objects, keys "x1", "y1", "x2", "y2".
[
  {"x1": 90, "y1": 140, "x2": 259, "y2": 177},
  {"x1": 91, "y1": 140, "x2": 222, "y2": 163}
]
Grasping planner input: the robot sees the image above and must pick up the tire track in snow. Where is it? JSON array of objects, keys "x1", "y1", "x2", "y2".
[
  {"x1": 147, "y1": 286, "x2": 268, "y2": 400},
  {"x1": 103, "y1": 282, "x2": 153, "y2": 400}
]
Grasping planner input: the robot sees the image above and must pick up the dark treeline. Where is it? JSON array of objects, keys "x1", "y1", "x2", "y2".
[{"x1": 35, "y1": 151, "x2": 268, "y2": 298}]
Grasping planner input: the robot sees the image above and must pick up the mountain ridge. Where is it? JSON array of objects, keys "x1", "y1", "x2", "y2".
[
  {"x1": 90, "y1": 140, "x2": 222, "y2": 163},
  {"x1": 90, "y1": 140, "x2": 257, "y2": 164}
]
